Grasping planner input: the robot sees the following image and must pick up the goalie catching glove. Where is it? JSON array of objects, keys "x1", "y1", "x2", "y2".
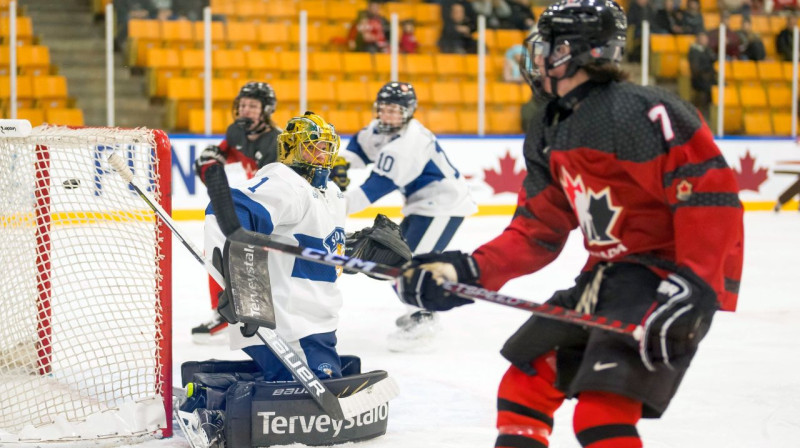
[
  {"x1": 345, "y1": 214, "x2": 411, "y2": 277},
  {"x1": 211, "y1": 228, "x2": 278, "y2": 337},
  {"x1": 639, "y1": 268, "x2": 718, "y2": 371},
  {"x1": 397, "y1": 251, "x2": 480, "y2": 311}
]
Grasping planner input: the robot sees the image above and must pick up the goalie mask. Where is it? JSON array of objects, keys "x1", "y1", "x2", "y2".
[
  {"x1": 278, "y1": 111, "x2": 341, "y2": 189},
  {"x1": 520, "y1": 0, "x2": 626, "y2": 98},
  {"x1": 233, "y1": 81, "x2": 277, "y2": 131},
  {"x1": 373, "y1": 82, "x2": 417, "y2": 134}
]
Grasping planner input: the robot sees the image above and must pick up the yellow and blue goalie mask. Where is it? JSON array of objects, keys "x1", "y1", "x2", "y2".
[{"x1": 278, "y1": 111, "x2": 341, "y2": 189}]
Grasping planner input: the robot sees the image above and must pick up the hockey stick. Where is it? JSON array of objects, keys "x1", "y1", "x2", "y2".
[
  {"x1": 199, "y1": 171, "x2": 644, "y2": 340},
  {"x1": 108, "y1": 154, "x2": 397, "y2": 421}
]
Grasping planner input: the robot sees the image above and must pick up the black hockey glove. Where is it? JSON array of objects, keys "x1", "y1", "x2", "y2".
[
  {"x1": 397, "y1": 251, "x2": 480, "y2": 311},
  {"x1": 639, "y1": 269, "x2": 718, "y2": 371},
  {"x1": 194, "y1": 145, "x2": 226, "y2": 184},
  {"x1": 345, "y1": 214, "x2": 411, "y2": 278},
  {"x1": 329, "y1": 156, "x2": 350, "y2": 191}
]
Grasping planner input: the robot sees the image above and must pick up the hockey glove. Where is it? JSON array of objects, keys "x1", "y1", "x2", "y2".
[
  {"x1": 194, "y1": 145, "x2": 226, "y2": 184},
  {"x1": 345, "y1": 214, "x2": 411, "y2": 277},
  {"x1": 639, "y1": 269, "x2": 718, "y2": 371},
  {"x1": 330, "y1": 156, "x2": 350, "y2": 191},
  {"x1": 397, "y1": 251, "x2": 480, "y2": 311}
]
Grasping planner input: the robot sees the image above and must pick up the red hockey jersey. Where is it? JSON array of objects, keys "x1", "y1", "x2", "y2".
[{"x1": 473, "y1": 82, "x2": 744, "y2": 311}]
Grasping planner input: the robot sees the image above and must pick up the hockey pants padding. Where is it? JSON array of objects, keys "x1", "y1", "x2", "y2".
[{"x1": 573, "y1": 391, "x2": 642, "y2": 448}]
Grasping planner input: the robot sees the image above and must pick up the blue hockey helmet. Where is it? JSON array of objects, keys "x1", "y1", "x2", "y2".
[{"x1": 373, "y1": 82, "x2": 417, "y2": 134}]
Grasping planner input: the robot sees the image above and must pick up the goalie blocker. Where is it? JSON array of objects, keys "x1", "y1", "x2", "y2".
[{"x1": 179, "y1": 357, "x2": 390, "y2": 447}]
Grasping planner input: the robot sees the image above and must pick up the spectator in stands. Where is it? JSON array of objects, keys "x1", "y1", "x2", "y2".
[
  {"x1": 773, "y1": 0, "x2": 799, "y2": 11},
  {"x1": 172, "y1": 0, "x2": 207, "y2": 21},
  {"x1": 113, "y1": 0, "x2": 157, "y2": 52},
  {"x1": 471, "y1": 0, "x2": 512, "y2": 29},
  {"x1": 628, "y1": 0, "x2": 658, "y2": 60},
  {"x1": 503, "y1": 44, "x2": 526, "y2": 82},
  {"x1": 689, "y1": 32, "x2": 717, "y2": 121},
  {"x1": 737, "y1": 18, "x2": 767, "y2": 60},
  {"x1": 438, "y1": 3, "x2": 479, "y2": 54},
  {"x1": 681, "y1": 0, "x2": 706, "y2": 34},
  {"x1": 400, "y1": 19, "x2": 419, "y2": 53},
  {"x1": 506, "y1": 0, "x2": 536, "y2": 30},
  {"x1": 347, "y1": 1, "x2": 390, "y2": 53},
  {"x1": 655, "y1": 0, "x2": 686, "y2": 33},
  {"x1": 720, "y1": 0, "x2": 752, "y2": 16},
  {"x1": 776, "y1": 15, "x2": 797, "y2": 61},
  {"x1": 708, "y1": 12, "x2": 742, "y2": 59},
  {"x1": 151, "y1": 0, "x2": 173, "y2": 20}
]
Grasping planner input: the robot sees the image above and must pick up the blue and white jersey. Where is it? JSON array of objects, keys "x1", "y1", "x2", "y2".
[
  {"x1": 342, "y1": 118, "x2": 477, "y2": 217},
  {"x1": 205, "y1": 163, "x2": 347, "y2": 348}
]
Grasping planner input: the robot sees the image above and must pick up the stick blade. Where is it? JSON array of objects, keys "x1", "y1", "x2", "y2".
[{"x1": 339, "y1": 377, "x2": 400, "y2": 420}]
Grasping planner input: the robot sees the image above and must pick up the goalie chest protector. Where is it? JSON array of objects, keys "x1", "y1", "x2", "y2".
[{"x1": 224, "y1": 371, "x2": 390, "y2": 447}]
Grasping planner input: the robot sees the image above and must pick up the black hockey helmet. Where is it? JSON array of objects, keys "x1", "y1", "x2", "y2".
[
  {"x1": 521, "y1": 0, "x2": 626, "y2": 96},
  {"x1": 233, "y1": 81, "x2": 277, "y2": 121},
  {"x1": 373, "y1": 82, "x2": 417, "y2": 134}
]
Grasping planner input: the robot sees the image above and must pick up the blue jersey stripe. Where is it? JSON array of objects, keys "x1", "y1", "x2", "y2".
[
  {"x1": 403, "y1": 160, "x2": 445, "y2": 197},
  {"x1": 345, "y1": 131, "x2": 372, "y2": 166},
  {"x1": 360, "y1": 172, "x2": 398, "y2": 202},
  {"x1": 205, "y1": 188, "x2": 275, "y2": 235},
  {"x1": 291, "y1": 234, "x2": 338, "y2": 282}
]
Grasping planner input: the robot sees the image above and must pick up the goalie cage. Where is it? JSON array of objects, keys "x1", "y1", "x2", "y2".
[{"x1": 0, "y1": 125, "x2": 173, "y2": 445}]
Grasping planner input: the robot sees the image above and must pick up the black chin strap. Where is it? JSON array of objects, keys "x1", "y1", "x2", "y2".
[
  {"x1": 557, "y1": 80, "x2": 601, "y2": 111},
  {"x1": 247, "y1": 120, "x2": 268, "y2": 136}
]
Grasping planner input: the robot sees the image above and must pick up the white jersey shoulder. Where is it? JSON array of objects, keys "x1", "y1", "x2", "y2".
[
  {"x1": 342, "y1": 119, "x2": 477, "y2": 217},
  {"x1": 204, "y1": 162, "x2": 347, "y2": 346}
]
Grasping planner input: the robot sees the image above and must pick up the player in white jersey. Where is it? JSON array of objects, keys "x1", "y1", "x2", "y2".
[
  {"x1": 340, "y1": 81, "x2": 477, "y2": 352},
  {"x1": 204, "y1": 111, "x2": 347, "y2": 380}
]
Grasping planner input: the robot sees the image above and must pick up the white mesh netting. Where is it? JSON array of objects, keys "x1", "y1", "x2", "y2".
[{"x1": 0, "y1": 125, "x2": 171, "y2": 445}]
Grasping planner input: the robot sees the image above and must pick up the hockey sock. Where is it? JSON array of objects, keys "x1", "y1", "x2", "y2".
[
  {"x1": 496, "y1": 352, "x2": 565, "y2": 448},
  {"x1": 573, "y1": 391, "x2": 642, "y2": 448},
  {"x1": 209, "y1": 274, "x2": 222, "y2": 309}
]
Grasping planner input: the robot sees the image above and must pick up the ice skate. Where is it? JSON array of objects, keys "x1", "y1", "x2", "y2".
[
  {"x1": 387, "y1": 310, "x2": 440, "y2": 352},
  {"x1": 191, "y1": 312, "x2": 228, "y2": 345}
]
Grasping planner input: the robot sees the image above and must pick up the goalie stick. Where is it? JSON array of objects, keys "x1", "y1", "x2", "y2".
[
  {"x1": 201, "y1": 163, "x2": 643, "y2": 341},
  {"x1": 108, "y1": 154, "x2": 398, "y2": 421}
]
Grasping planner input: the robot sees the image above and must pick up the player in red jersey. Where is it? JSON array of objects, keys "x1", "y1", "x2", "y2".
[{"x1": 398, "y1": 0, "x2": 744, "y2": 446}]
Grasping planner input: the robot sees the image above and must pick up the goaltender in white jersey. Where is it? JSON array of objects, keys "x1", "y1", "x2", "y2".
[
  {"x1": 205, "y1": 112, "x2": 347, "y2": 381},
  {"x1": 339, "y1": 81, "x2": 477, "y2": 352}
]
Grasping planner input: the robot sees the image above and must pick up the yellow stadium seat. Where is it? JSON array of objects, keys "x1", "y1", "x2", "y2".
[
  {"x1": 781, "y1": 62, "x2": 795, "y2": 82},
  {"x1": 288, "y1": 24, "x2": 325, "y2": 49},
  {"x1": 0, "y1": 16, "x2": 34, "y2": 44},
  {"x1": 383, "y1": 2, "x2": 414, "y2": 20},
  {"x1": 258, "y1": 22, "x2": 291, "y2": 51},
  {"x1": 650, "y1": 34, "x2": 677, "y2": 53},
  {"x1": 711, "y1": 106, "x2": 743, "y2": 134},
  {"x1": 772, "y1": 112, "x2": 795, "y2": 136},
  {"x1": 731, "y1": 60, "x2": 758, "y2": 82},
  {"x1": 33, "y1": 75, "x2": 68, "y2": 109},
  {"x1": 766, "y1": 84, "x2": 793, "y2": 109},
  {"x1": 306, "y1": 79, "x2": 336, "y2": 109},
  {"x1": 328, "y1": 2, "x2": 360, "y2": 24},
  {"x1": 675, "y1": 34, "x2": 695, "y2": 54},
  {"x1": 226, "y1": 21, "x2": 258, "y2": 51},
  {"x1": 414, "y1": 3, "x2": 441, "y2": 26},
  {"x1": 297, "y1": 0, "x2": 331, "y2": 24},
  {"x1": 166, "y1": 77, "x2": 203, "y2": 129},
  {"x1": 743, "y1": 111, "x2": 772, "y2": 135},
  {"x1": 16, "y1": 107, "x2": 44, "y2": 126},
  {"x1": 245, "y1": 50, "x2": 279, "y2": 80},
  {"x1": 191, "y1": 21, "x2": 225, "y2": 51},
  {"x1": 712, "y1": 85, "x2": 740, "y2": 107},
  {"x1": 266, "y1": 0, "x2": 299, "y2": 22},
  {"x1": 494, "y1": 30, "x2": 526, "y2": 53},
  {"x1": 464, "y1": 54, "x2": 495, "y2": 80},
  {"x1": 430, "y1": 81, "x2": 463, "y2": 105},
  {"x1": 728, "y1": 14, "x2": 743, "y2": 30},
  {"x1": 489, "y1": 82, "x2": 525, "y2": 105},
  {"x1": 211, "y1": 78, "x2": 237, "y2": 108},
  {"x1": 188, "y1": 108, "x2": 228, "y2": 134},
  {"x1": 487, "y1": 107, "x2": 522, "y2": 134},
  {"x1": 308, "y1": 51, "x2": 344, "y2": 80},
  {"x1": 269, "y1": 79, "x2": 300, "y2": 106},
  {"x1": 161, "y1": 20, "x2": 194, "y2": 50},
  {"x1": 703, "y1": 12, "x2": 720, "y2": 30},
  {"x1": 44, "y1": 108, "x2": 84, "y2": 126},
  {"x1": 456, "y1": 109, "x2": 479, "y2": 134},
  {"x1": 750, "y1": 15, "x2": 770, "y2": 34},
  {"x1": 276, "y1": 52, "x2": 301, "y2": 77},
  {"x1": 334, "y1": 80, "x2": 371, "y2": 105},
  {"x1": 699, "y1": 0, "x2": 716, "y2": 12},
  {"x1": 13, "y1": 45, "x2": 50, "y2": 76},
  {"x1": 769, "y1": 15, "x2": 785, "y2": 34},
  {"x1": 757, "y1": 60, "x2": 785, "y2": 83},
  {"x1": 232, "y1": 0, "x2": 269, "y2": 21},
  {"x1": 401, "y1": 53, "x2": 436, "y2": 81},
  {"x1": 180, "y1": 49, "x2": 205, "y2": 78},
  {"x1": 739, "y1": 85, "x2": 768, "y2": 110},
  {"x1": 434, "y1": 54, "x2": 467, "y2": 80},
  {"x1": 147, "y1": 48, "x2": 182, "y2": 97},
  {"x1": 763, "y1": 38, "x2": 776, "y2": 58},
  {"x1": 325, "y1": 109, "x2": 363, "y2": 134},
  {"x1": 415, "y1": 25, "x2": 440, "y2": 53},
  {"x1": 373, "y1": 53, "x2": 392, "y2": 78},
  {"x1": 0, "y1": 74, "x2": 34, "y2": 108},
  {"x1": 213, "y1": 49, "x2": 248, "y2": 79},
  {"x1": 425, "y1": 109, "x2": 460, "y2": 134},
  {"x1": 128, "y1": 19, "x2": 161, "y2": 66},
  {"x1": 342, "y1": 52, "x2": 375, "y2": 81}
]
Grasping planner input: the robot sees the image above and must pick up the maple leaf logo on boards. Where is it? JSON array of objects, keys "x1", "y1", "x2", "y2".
[
  {"x1": 560, "y1": 167, "x2": 622, "y2": 247},
  {"x1": 480, "y1": 151, "x2": 526, "y2": 194},
  {"x1": 733, "y1": 150, "x2": 768, "y2": 192}
]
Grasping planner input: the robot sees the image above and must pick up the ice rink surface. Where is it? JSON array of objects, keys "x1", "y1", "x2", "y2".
[{"x1": 139, "y1": 211, "x2": 800, "y2": 448}]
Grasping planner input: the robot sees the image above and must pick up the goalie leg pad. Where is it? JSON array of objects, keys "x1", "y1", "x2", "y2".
[{"x1": 225, "y1": 370, "x2": 391, "y2": 448}]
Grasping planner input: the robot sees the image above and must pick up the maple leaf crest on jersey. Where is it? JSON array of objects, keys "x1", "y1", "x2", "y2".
[{"x1": 559, "y1": 166, "x2": 623, "y2": 249}]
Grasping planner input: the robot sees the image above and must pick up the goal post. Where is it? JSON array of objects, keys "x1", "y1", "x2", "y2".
[{"x1": 0, "y1": 123, "x2": 172, "y2": 445}]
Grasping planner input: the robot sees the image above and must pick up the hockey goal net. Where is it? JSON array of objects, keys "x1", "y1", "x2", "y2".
[{"x1": 0, "y1": 124, "x2": 172, "y2": 445}]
